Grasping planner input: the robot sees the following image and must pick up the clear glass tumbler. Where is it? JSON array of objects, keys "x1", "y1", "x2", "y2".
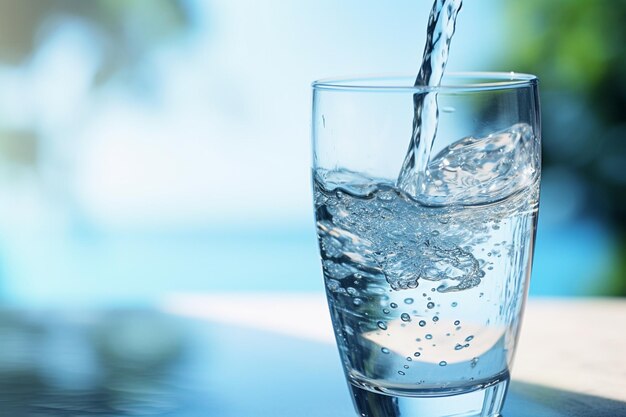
[{"x1": 311, "y1": 73, "x2": 541, "y2": 417}]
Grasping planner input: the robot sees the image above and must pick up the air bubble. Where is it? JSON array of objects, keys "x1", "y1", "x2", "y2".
[
  {"x1": 451, "y1": 302, "x2": 458, "y2": 307},
  {"x1": 454, "y1": 320, "x2": 461, "y2": 326},
  {"x1": 465, "y1": 335, "x2": 474, "y2": 342},
  {"x1": 414, "y1": 352, "x2": 421, "y2": 357},
  {"x1": 403, "y1": 365, "x2": 409, "y2": 369},
  {"x1": 383, "y1": 309, "x2": 390, "y2": 314},
  {"x1": 353, "y1": 298, "x2": 363, "y2": 305},
  {"x1": 401, "y1": 313, "x2": 411, "y2": 322},
  {"x1": 377, "y1": 321, "x2": 388, "y2": 330},
  {"x1": 432, "y1": 316, "x2": 439, "y2": 322},
  {"x1": 326, "y1": 279, "x2": 341, "y2": 292},
  {"x1": 439, "y1": 361, "x2": 447, "y2": 367},
  {"x1": 404, "y1": 298, "x2": 414, "y2": 305},
  {"x1": 419, "y1": 320, "x2": 427, "y2": 327},
  {"x1": 427, "y1": 302, "x2": 435, "y2": 309},
  {"x1": 398, "y1": 371, "x2": 405, "y2": 375},
  {"x1": 471, "y1": 357, "x2": 479, "y2": 368},
  {"x1": 381, "y1": 347, "x2": 390, "y2": 354},
  {"x1": 390, "y1": 302, "x2": 398, "y2": 309},
  {"x1": 425, "y1": 334, "x2": 433, "y2": 340},
  {"x1": 406, "y1": 357, "x2": 412, "y2": 361},
  {"x1": 455, "y1": 344, "x2": 463, "y2": 351}
]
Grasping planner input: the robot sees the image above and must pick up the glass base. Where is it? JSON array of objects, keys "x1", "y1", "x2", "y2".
[{"x1": 349, "y1": 378, "x2": 509, "y2": 417}]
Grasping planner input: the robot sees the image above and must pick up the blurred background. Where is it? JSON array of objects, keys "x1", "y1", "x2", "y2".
[{"x1": 0, "y1": 0, "x2": 622, "y2": 308}]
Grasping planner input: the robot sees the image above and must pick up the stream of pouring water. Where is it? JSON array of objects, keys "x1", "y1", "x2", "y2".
[{"x1": 397, "y1": 0, "x2": 463, "y2": 198}]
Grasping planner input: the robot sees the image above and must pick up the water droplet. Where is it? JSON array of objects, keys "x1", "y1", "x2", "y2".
[
  {"x1": 414, "y1": 352, "x2": 421, "y2": 357},
  {"x1": 432, "y1": 316, "x2": 439, "y2": 322},
  {"x1": 427, "y1": 302, "x2": 435, "y2": 309},
  {"x1": 471, "y1": 357, "x2": 479, "y2": 368},
  {"x1": 419, "y1": 320, "x2": 427, "y2": 327},
  {"x1": 425, "y1": 334, "x2": 433, "y2": 340},
  {"x1": 465, "y1": 335, "x2": 474, "y2": 342},
  {"x1": 383, "y1": 308, "x2": 390, "y2": 314},
  {"x1": 454, "y1": 320, "x2": 461, "y2": 326},
  {"x1": 451, "y1": 302, "x2": 458, "y2": 307},
  {"x1": 403, "y1": 365, "x2": 409, "y2": 369},
  {"x1": 404, "y1": 298, "x2": 414, "y2": 305},
  {"x1": 406, "y1": 357, "x2": 412, "y2": 361},
  {"x1": 381, "y1": 347, "x2": 390, "y2": 354},
  {"x1": 401, "y1": 313, "x2": 411, "y2": 322},
  {"x1": 390, "y1": 302, "x2": 398, "y2": 309},
  {"x1": 398, "y1": 371, "x2": 405, "y2": 375},
  {"x1": 439, "y1": 361, "x2": 447, "y2": 367},
  {"x1": 377, "y1": 321, "x2": 388, "y2": 330},
  {"x1": 455, "y1": 344, "x2": 464, "y2": 351}
]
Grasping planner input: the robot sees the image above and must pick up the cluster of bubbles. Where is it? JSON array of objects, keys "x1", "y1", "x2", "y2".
[{"x1": 315, "y1": 171, "x2": 535, "y2": 296}]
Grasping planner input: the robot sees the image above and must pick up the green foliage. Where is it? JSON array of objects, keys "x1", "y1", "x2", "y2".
[{"x1": 504, "y1": 0, "x2": 626, "y2": 294}]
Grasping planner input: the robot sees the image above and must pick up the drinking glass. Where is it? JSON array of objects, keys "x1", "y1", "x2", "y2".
[{"x1": 311, "y1": 73, "x2": 541, "y2": 417}]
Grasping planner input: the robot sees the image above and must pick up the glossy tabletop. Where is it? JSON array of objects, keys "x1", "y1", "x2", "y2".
[{"x1": 0, "y1": 295, "x2": 624, "y2": 417}]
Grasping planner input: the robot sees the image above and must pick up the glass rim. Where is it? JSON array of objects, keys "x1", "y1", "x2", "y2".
[{"x1": 312, "y1": 72, "x2": 538, "y2": 93}]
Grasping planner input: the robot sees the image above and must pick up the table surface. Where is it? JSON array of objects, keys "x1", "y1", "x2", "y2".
[{"x1": 1, "y1": 294, "x2": 625, "y2": 417}]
